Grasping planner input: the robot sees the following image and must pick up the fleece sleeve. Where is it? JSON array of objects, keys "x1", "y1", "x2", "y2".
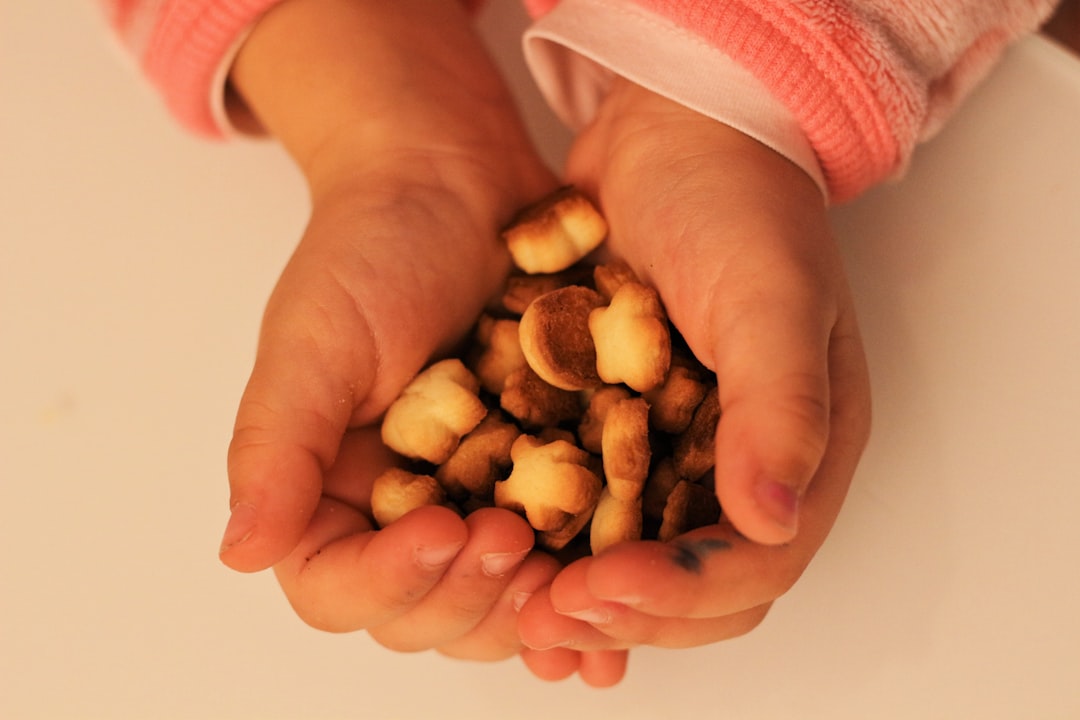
[
  {"x1": 96, "y1": 0, "x2": 289, "y2": 137},
  {"x1": 96, "y1": 0, "x2": 488, "y2": 138},
  {"x1": 522, "y1": 0, "x2": 1060, "y2": 202}
]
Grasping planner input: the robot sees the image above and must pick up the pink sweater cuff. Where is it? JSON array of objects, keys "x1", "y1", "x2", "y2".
[
  {"x1": 104, "y1": 0, "x2": 284, "y2": 138},
  {"x1": 628, "y1": 0, "x2": 906, "y2": 202},
  {"x1": 103, "y1": 0, "x2": 492, "y2": 138},
  {"x1": 524, "y1": 0, "x2": 828, "y2": 197},
  {"x1": 527, "y1": 0, "x2": 1057, "y2": 202}
]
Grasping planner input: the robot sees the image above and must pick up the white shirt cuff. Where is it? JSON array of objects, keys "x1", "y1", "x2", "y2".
[
  {"x1": 209, "y1": 27, "x2": 254, "y2": 138},
  {"x1": 523, "y1": 0, "x2": 827, "y2": 197}
]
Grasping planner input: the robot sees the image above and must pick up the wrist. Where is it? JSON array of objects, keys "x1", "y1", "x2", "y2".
[
  {"x1": 228, "y1": 0, "x2": 542, "y2": 198},
  {"x1": 576, "y1": 77, "x2": 824, "y2": 210}
]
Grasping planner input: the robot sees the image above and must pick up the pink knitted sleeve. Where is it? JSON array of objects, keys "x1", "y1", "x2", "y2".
[
  {"x1": 98, "y1": 0, "x2": 489, "y2": 138},
  {"x1": 526, "y1": 0, "x2": 1057, "y2": 201},
  {"x1": 98, "y1": 0, "x2": 287, "y2": 137}
]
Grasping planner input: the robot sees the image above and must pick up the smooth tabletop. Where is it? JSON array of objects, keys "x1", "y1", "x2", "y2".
[{"x1": 2, "y1": 3, "x2": 1078, "y2": 719}]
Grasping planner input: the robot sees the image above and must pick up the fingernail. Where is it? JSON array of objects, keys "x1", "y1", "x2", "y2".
[
  {"x1": 414, "y1": 542, "x2": 465, "y2": 570},
  {"x1": 755, "y1": 480, "x2": 800, "y2": 534},
  {"x1": 512, "y1": 591, "x2": 533, "y2": 612},
  {"x1": 559, "y1": 607, "x2": 613, "y2": 625},
  {"x1": 219, "y1": 503, "x2": 256, "y2": 554},
  {"x1": 481, "y1": 549, "x2": 529, "y2": 578}
]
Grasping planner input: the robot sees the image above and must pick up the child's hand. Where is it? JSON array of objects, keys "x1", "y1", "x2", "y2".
[
  {"x1": 516, "y1": 78, "x2": 872, "y2": 653},
  {"x1": 223, "y1": 167, "x2": 538, "y2": 646},
  {"x1": 215, "y1": 0, "x2": 628, "y2": 683},
  {"x1": 226, "y1": 160, "x2": 627, "y2": 681}
]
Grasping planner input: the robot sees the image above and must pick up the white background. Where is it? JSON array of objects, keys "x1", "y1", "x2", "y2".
[{"x1": 3, "y1": 3, "x2": 1079, "y2": 718}]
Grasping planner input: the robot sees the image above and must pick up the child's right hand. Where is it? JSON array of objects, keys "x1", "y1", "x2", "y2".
[
  {"x1": 222, "y1": 163, "x2": 548, "y2": 653},
  {"x1": 214, "y1": 0, "x2": 628, "y2": 686}
]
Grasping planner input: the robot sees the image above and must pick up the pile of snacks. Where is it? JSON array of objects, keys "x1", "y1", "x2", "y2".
[{"x1": 373, "y1": 187, "x2": 721, "y2": 557}]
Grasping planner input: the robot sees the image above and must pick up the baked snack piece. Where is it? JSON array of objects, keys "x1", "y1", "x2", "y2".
[
  {"x1": 589, "y1": 279, "x2": 672, "y2": 393},
  {"x1": 600, "y1": 397, "x2": 651, "y2": 502},
  {"x1": 470, "y1": 315, "x2": 527, "y2": 395},
  {"x1": 371, "y1": 468, "x2": 447, "y2": 528},
  {"x1": 498, "y1": 265, "x2": 594, "y2": 316},
  {"x1": 590, "y1": 488, "x2": 643, "y2": 555},
  {"x1": 493, "y1": 435, "x2": 603, "y2": 551},
  {"x1": 499, "y1": 365, "x2": 583, "y2": 429},
  {"x1": 435, "y1": 411, "x2": 521, "y2": 501},
  {"x1": 380, "y1": 358, "x2": 487, "y2": 465},
  {"x1": 577, "y1": 385, "x2": 632, "y2": 454},
  {"x1": 500, "y1": 186, "x2": 608, "y2": 274},
  {"x1": 518, "y1": 285, "x2": 606, "y2": 391},
  {"x1": 658, "y1": 480, "x2": 722, "y2": 542},
  {"x1": 643, "y1": 350, "x2": 711, "y2": 434},
  {"x1": 373, "y1": 187, "x2": 722, "y2": 557},
  {"x1": 592, "y1": 259, "x2": 638, "y2": 301},
  {"x1": 673, "y1": 386, "x2": 721, "y2": 482}
]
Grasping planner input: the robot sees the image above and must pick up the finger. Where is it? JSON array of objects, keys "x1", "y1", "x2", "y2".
[
  {"x1": 569, "y1": 603, "x2": 771, "y2": 650},
  {"x1": 658, "y1": 234, "x2": 836, "y2": 544},
  {"x1": 577, "y1": 650, "x2": 630, "y2": 688},
  {"x1": 274, "y1": 503, "x2": 468, "y2": 633},
  {"x1": 519, "y1": 596, "x2": 630, "y2": 688},
  {"x1": 517, "y1": 586, "x2": 629, "y2": 652},
  {"x1": 554, "y1": 560, "x2": 774, "y2": 648},
  {"x1": 555, "y1": 527, "x2": 780, "y2": 620},
  {"x1": 437, "y1": 551, "x2": 562, "y2": 662},
  {"x1": 812, "y1": 305, "x2": 874, "y2": 513},
  {"x1": 629, "y1": 213, "x2": 848, "y2": 545},
  {"x1": 708, "y1": 275, "x2": 833, "y2": 544},
  {"x1": 519, "y1": 647, "x2": 581, "y2": 683},
  {"x1": 367, "y1": 508, "x2": 535, "y2": 652},
  {"x1": 543, "y1": 555, "x2": 770, "y2": 649}
]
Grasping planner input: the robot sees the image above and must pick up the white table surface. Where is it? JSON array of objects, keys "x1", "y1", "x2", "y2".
[{"x1": 3, "y1": 4, "x2": 1078, "y2": 719}]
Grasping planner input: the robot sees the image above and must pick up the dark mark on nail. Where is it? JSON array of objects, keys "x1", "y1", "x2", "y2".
[{"x1": 670, "y1": 538, "x2": 732, "y2": 573}]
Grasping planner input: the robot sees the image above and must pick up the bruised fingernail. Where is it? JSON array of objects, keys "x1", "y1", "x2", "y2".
[
  {"x1": 414, "y1": 541, "x2": 465, "y2": 570},
  {"x1": 512, "y1": 591, "x2": 533, "y2": 612},
  {"x1": 559, "y1": 607, "x2": 613, "y2": 625},
  {"x1": 755, "y1": 480, "x2": 800, "y2": 534},
  {"x1": 219, "y1": 503, "x2": 256, "y2": 554},
  {"x1": 481, "y1": 549, "x2": 529, "y2": 578}
]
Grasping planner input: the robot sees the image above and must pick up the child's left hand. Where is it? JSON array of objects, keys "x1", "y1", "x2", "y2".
[{"x1": 515, "y1": 78, "x2": 872, "y2": 659}]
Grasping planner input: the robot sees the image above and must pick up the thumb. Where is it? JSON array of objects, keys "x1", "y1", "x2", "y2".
[
  {"x1": 703, "y1": 273, "x2": 833, "y2": 545},
  {"x1": 220, "y1": 285, "x2": 378, "y2": 572},
  {"x1": 636, "y1": 219, "x2": 835, "y2": 544}
]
